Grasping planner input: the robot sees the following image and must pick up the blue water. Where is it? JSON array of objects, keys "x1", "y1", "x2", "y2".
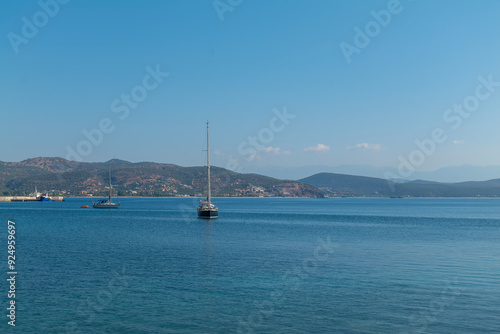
[{"x1": 1, "y1": 198, "x2": 499, "y2": 333}]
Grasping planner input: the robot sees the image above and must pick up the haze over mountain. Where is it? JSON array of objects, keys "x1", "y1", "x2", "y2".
[
  {"x1": 246, "y1": 164, "x2": 500, "y2": 183},
  {"x1": 2, "y1": 157, "x2": 500, "y2": 198},
  {"x1": 300, "y1": 173, "x2": 500, "y2": 198}
]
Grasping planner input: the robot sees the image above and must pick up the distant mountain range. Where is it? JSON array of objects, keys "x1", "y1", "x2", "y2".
[
  {"x1": 0, "y1": 157, "x2": 323, "y2": 198},
  {"x1": 299, "y1": 173, "x2": 500, "y2": 197},
  {"x1": 2, "y1": 157, "x2": 500, "y2": 198},
  {"x1": 247, "y1": 164, "x2": 500, "y2": 183}
]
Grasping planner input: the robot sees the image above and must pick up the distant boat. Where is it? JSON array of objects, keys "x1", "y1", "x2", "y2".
[
  {"x1": 29, "y1": 186, "x2": 41, "y2": 199},
  {"x1": 81, "y1": 205, "x2": 89, "y2": 208},
  {"x1": 197, "y1": 121, "x2": 218, "y2": 219},
  {"x1": 30, "y1": 186, "x2": 53, "y2": 201},
  {"x1": 40, "y1": 193, "x2": 53, "y2": 201},
  {"x1": 93, "y1": 162, "x2": 120, "y2": 209}
]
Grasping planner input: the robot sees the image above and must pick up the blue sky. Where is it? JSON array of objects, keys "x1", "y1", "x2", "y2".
[{"x1": 2, "y1": 0, "x2": 500, "y2": 175}]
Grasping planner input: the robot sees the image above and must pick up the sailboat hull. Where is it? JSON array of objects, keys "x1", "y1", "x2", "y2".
[
  {"x1": 197, "y1": 209, "x2": 218, "y2": 219},
  {"x1": 93, "y1": 202, "x2": 120, "y2": 209}
]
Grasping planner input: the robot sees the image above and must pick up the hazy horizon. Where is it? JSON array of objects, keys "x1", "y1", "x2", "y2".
[{"x1": 7, "y1": 156, "x2": 500, "y2": 183}]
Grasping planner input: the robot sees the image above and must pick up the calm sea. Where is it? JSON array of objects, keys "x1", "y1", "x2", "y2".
[{"x1": 1, "y1": 198, "x2": 499, "y2": 333}]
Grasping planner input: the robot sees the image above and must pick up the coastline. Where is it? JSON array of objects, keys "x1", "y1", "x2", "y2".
[{"x1": 64, "y1": 196, "x2": 500, "y2": 199}]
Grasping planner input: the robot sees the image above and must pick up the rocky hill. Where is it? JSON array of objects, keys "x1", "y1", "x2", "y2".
[{"x1": 0, "y1": 157, "x2": 324, "y2": 198}]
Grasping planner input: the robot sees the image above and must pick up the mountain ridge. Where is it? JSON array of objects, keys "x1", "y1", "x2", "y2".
[
  {"x1": 247, "y1": 164, "x2": 500, "y2": 183},
  {"x1": 299, "y1": 172, "x2": 500, "y2": 197},
  {"x1": 2, "y1": 157, "x2": 500, "y2": 198},
  {"x1": 0, "y1": 157, "x2": 323, "y2": 198}
]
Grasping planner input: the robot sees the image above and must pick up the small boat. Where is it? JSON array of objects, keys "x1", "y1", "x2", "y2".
[
  {"x1": 31, "y1": 187, "x2": 53, "y2": 201},
  {"x1": 41, "y1": 194, "x2": 53, "y2": 201},
  {"x1": 81, "y1": 205, "x2": 89, "y2": 208},
  {"x1": 93, "y1": 161, "x2": 120, "y2": 209},
  {"x1": 198, "y1": 121, "x2": 218, "y2": 219},
  {"x1": 93, "y1": 199, "x2": 120, "y2": 208}
]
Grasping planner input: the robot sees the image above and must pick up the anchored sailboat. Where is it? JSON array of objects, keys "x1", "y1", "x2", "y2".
[
  {"x1": 93, "y1": 161, "x2": 120, "y2": 209},
  {"x1": 198, "y1": 121, "x2": 218, "y2": 219}
]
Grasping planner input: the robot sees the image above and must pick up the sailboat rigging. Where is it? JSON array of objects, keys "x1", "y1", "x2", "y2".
[
  {"x1": 93, "y1": 161, "x2": 120, "y2": 209},
  {"x1": 197, "y1": 121, "x2": 219, "y2": 219}
]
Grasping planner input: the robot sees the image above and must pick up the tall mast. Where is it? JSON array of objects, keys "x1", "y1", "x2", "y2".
[
  {"x1": 108, "y1": 161, "x2": 112, "y2": 201},
  {"x1": 207, "y1": 121, "x2": 211, "y2": 205}
]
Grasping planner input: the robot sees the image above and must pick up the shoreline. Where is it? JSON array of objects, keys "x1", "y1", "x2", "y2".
[{"x1": 64, "y1": 196, "x2": 500, "y2": 199}]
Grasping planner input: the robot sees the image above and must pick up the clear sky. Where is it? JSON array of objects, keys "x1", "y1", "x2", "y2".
[{"x1": 2, "y1": 0, "x2": 500, "y2": 175}]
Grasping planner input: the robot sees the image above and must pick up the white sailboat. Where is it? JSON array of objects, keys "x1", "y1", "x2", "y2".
[
  {"x1": 93, "y1": 161, "x2": 120, "y2": 209},
  {"x1": 197, "y1": 121, "x2": 218, "y2": 219}
]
